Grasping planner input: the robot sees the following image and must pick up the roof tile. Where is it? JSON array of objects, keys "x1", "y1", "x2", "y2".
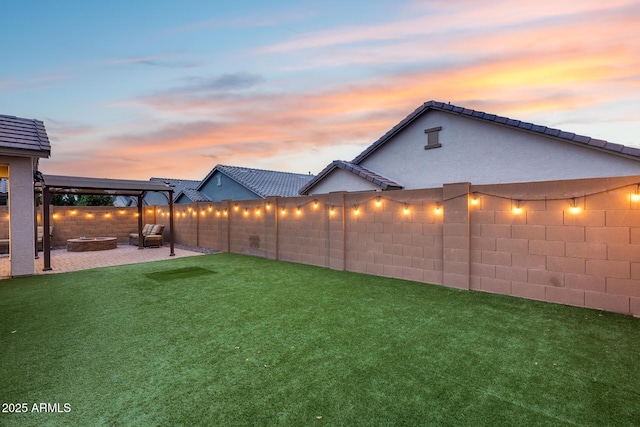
[
  {"x1": 213, "y1": 165, "x2": 314, "y2": 198},
  {"x1": 0, "y1": 114, "x2": 51, "y2": 156}
]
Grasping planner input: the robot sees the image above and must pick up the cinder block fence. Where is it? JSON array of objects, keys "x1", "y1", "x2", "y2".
[{"x1": 8, "y1": 174, "x2": 639, "y2": 316}]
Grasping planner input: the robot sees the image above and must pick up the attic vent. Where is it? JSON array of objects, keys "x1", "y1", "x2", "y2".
[{"x1": 424, "y1": 126, "x2": 442, "y2": 150}]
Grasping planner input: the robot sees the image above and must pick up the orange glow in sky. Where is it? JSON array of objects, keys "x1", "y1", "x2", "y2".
[{"x1": 1, "y1": 0, "x2": 639, "y2": 180}]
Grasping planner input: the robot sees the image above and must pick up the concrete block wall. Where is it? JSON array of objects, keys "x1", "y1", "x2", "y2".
[
  {"x1": 2, "y1": 174, "x2": 634, "y2": 316},
  {"x1": 44, "y1": 206, "x2": 141, "y2": 246},
  {"x1": 469, "y1": 176, "x2": 640, "y2": 316}
]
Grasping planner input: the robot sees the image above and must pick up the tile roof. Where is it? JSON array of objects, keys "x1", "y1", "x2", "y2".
[
  {"x1": 150, "y1": 177, "x2": 201, "y2": 201},
  {"x1": 352, "y1": 100, "x2": 640, "y2": 164},
  {"x1": 200, "y1": 165, "x2": 315, "y2": 198},
  {"x1": 178, "y1": 188, "x2": 211, "y2": 202},
  {"x1": 299, "y1": 160, "x2": 402, "y2": 195},
  {"x1": 0, "y1": 114, "x2": 51, "y2": 157}
]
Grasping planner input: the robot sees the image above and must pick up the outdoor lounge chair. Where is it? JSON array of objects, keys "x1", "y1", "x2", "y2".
[
  {"x1": 129, "y1": 224, "x2": 165, "y2": 247},
  {"x1": 37, "y1": 226, "x2": 54, "y2": 250}
]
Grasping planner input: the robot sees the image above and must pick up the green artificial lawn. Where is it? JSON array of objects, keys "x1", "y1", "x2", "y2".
[{"x1": 1, "y1": 253, "x2": 639, "y2": 426}]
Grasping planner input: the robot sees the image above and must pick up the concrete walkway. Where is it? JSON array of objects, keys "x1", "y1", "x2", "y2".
[{"x1": 0, "y1": 245, "x2": 207, "y2": 279}]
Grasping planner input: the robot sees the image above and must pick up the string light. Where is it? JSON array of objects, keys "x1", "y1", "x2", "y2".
[
  {"x1": 244, "y1": 208, "x2": 249, "y2": 216},
  {"x1": 470, "y1": 193, "x2": 480, "y2": 206},
  {"x1": 255, "y1": 208, "x2": 261, "y2": 216},
  {"x1": 512, "y1": 200, "x2": 523, "y2": 214},
  {"x1": 313, "y1": 200, "x2": 319, "y2": 209},
  {"x1": 329, "y1": 206, "x2": 335, "y2": 216},
  {"x1": 375, "y1": 196, "x2": 382, "y2": 207},
  {"x1": 353, "y1": 205, "x2": 360, "y2": 216},
  {"x1": 403, "y1": 203, "x2": 410, "y2": 215},
  {"x1": 280, "y1": 207, "x2": 286, "y2": 216},
  {"x1": 569, "y1": 198, "x2": 581, "y2": 214},
  {"x1": 434, "y1": 203, "x2": 442, "y2": 214},
  {"x1": 266, "y1": 202, "x2": 271, "y2": 211},
  {"x1": 296, "y1": 207, "x2": 302, "y2": 216},
  {"x1": 631, "y1": 184, "x2": 640, "y2": 202}
]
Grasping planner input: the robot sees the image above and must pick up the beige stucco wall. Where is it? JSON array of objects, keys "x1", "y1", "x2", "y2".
[
  {"x1": 314, "y1": 111, "x2": 640, "y2": 193},
  {"x1": 309, "y1": 168, "x2": 382, "y2": 195},
  {"x1": 2, "y1": 156, "x2": 36, "y2": 276}
]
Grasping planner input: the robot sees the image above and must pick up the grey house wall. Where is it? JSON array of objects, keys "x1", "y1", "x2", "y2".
[
  {"x1": 311, "y1": 111, "x2": 640, "y2": 194},
  {"x1": 143, "y1": 191, "x2": 171, "y2": 206},
  {"x1": 198, "y1": 172, "x2": 259, "y2": 202}
]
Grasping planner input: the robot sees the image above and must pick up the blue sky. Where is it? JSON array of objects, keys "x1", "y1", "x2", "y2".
[{"x1": 2, "y1": 0, "x2": 639, "y2": 179}]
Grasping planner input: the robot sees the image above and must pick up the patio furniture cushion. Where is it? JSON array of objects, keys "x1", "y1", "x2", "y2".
[{"x1": 129, "y1": 224, "x2": 165, "y2": 247}]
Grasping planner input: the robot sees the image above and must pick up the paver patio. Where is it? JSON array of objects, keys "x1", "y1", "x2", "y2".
[{"x1": 0, "y1": 245, "x2": 206, "y2": 278}]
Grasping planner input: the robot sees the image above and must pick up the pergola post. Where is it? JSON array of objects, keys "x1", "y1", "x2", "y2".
[
  {"x1": 34, "y1": 190, "x2": 39, "y2": 259},
  {"x1": 137, "y1": 194, "x2": 144, "y2": 250},
  {"x1": 169, "y1": 190, "x2": 175, "y2": 256},
  {"x1": 42, "y1": 186, "x2": 52, "y2": 271}
]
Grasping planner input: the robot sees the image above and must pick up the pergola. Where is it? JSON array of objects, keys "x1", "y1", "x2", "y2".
[{"x1": 36, "y1": 174, "x2": 175, "y2": 271}]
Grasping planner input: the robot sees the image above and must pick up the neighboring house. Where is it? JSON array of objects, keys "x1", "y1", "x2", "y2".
[
  {"x1": 175, "y1": 164, "x2": 314, "y2": 203},
  {"x1": 114, "y1": 178, "x2": 200, "y2": 206},
  {"x1": 300, "y1": 100, "x2": 640, "y2": 195}
]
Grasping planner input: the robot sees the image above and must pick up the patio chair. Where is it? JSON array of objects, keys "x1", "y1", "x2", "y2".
[
  {"x1": 129, "y1": 224, "x2": 165, "y2": 247},
  {"x1": 37, "y1": 226, "x2": 54, "y2": 250},
  {"x1": 144, "y1": 224, "x2": 165, "y2": 247}
]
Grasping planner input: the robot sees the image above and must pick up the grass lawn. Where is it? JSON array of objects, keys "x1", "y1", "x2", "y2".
[{"x1": 1, "y1": 253, "x2": 639, "y2": 426}]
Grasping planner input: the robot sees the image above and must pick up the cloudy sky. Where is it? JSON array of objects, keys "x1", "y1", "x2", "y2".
[{"x1": 2, "y1": 0, "x2": 639, "y2": 180}]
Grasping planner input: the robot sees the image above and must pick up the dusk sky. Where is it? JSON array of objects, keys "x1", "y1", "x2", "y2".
[{"x1": 2, "y1": 1, "x2": 639, "y2": 180}]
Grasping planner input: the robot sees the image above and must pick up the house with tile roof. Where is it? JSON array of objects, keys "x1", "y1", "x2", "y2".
[
  {"x1": 0, "y1": 113, "x2": 51, "y2": 276},
  {"x1": 114, "y1": 178, "x2": 202, "y2": 206},
  {"x1": 175, "y1": 164, "x2": 314, "y2": 203},
  {"x1": 300, "y1": 101, "x2": 640, "y2": 195}
]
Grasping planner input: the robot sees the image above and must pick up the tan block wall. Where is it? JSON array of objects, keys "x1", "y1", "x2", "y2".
[
  {"x1": 117, "y1": 175, "x2": 640, "y2": 316},
  {"x1": 45, "y1": 206, "x2": 141, "y2": 246},
  {"x1": 3, "y1": 174, "x2": 638, "y2": 316}
]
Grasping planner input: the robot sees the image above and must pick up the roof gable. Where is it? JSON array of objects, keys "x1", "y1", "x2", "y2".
[
  {"x1": 0, "y1": 114, "x2": 51, "y2": 157},
  {"x1": 175, "y1": 188, "x2": 211, "y2": 203},
  {"x1": 150, "y1": 177, "x2": 201, "y2": 201},
  {"x1": 352, "y1": 100, "x2": 640, "y2": 164},
  {"x1": 198, "y1": 164, "x2": 314, "y2": 198},
  {"x1": 299, "y1": 161, "x2": 402, "y2": 195}
]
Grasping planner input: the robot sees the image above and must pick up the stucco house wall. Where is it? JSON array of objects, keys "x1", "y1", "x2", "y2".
[
  {"x1": 309, "y1": 168, "x2": 382, "y2": 194},
  {"x1": 198, "y1": 171, "x2": 258, "y2": 202},
  {"x1": 3, "y1": 156, "x2": 37, "y2": 276},
  {"x1": 361, "y1": 111, "x2": 640, "y2": 189},
  {"x1": 303, "y1": 102, "x2": 640, "y2": 195}
]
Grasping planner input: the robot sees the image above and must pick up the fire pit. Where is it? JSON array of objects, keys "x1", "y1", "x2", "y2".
[{"x1": 67, "y1": 237, "x2": 117, "y2": 252}]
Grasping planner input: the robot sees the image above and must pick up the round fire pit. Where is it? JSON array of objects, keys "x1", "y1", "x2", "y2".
[{"x1": 67, "y1": 237, "x2": 117, "y2": 252}]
